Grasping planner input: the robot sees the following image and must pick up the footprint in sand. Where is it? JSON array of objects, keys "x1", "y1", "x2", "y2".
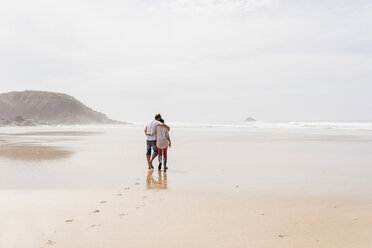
[
  {"x1": 46, "y1": 240, "x2": 56, "y2": 246},
  {"x1": 134, "y1": 183, "x2": 140, "y2": 185},
  {"x1": 278, "y1": 234, "x2": 287, "y2": 238},
  {"x1": 261, "y1": 213, "x2": 265, "y2": 216},
  {"x1": 117, "y1": 193, "x2": 122, "y2": 196},
  {"x1": 142, "y1": 195, "x2": 148, "y2": 199},
  {"x1": 124, "y1": 187, "x2": 131, "y2": 190},
  {"x1": 119, "y1": 213, "x2": 127, "y2": 217},
  {"x1": 100, "y1": 200, "x2": 107, "y2": 204},
  {"x1": 92, "y1": 210, "x2": 100, "y2": 213},
  {"x1": 89, "y1": 224, "x2": 102, "y2": 230},
  {"x1": 65, "y1": 219, "x2": 74, "y2": 223}
]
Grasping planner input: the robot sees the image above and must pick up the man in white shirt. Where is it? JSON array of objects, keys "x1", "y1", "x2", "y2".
[{"x1": 144, "y1": 113, "x2": 170, "y2": 169}]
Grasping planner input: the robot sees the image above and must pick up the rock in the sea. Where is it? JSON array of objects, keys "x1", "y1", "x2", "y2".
[
  {"x1": 244, "y1": 117, "x2": 256, "y2": 122},
  {"x1": 0, "y1": 91, "x2": 124, "y2": 126}
]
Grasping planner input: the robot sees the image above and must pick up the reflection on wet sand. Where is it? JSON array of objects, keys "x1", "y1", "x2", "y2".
[
  {"x1": 0, "y1": 145, "x2": 72, "y2": 161},
  {"x1": 146, "y1": 170, "x2": 167, "y2": 190},
  {"x1": 3, "y1": 131, "x2": 102, "y2": 136}
]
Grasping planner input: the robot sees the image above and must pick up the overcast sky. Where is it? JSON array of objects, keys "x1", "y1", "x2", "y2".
[{"x1": 1, "y1": 0, "x2": 371, "y2": 123}]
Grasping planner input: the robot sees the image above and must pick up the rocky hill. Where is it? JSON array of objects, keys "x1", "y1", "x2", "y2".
[
  {"x1": 0, "y1": 91, "x2": 122, "y2": 126},
  {"x1": 245, "y1": 117, "x2": 256, "y2": 122}
]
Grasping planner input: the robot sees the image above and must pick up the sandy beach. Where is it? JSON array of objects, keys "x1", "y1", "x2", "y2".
[
  {"x1": 1, "y1": 124, "x2": 372, "y2": 247},
  {"x1": 2, "y1": 188, "x2": 372, "y2": 248}
]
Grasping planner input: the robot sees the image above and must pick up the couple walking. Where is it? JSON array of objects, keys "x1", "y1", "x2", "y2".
[{"x1": 145, "y1": 114, "x2": 171, "y2": 170}]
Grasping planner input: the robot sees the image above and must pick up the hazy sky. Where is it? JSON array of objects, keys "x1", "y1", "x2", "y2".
[{"x1": 1, "y1": 0, "x2": 371, "y2": 123}]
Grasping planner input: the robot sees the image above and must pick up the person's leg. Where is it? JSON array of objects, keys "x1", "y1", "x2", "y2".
[
  {"x1": 158, "y1": 148, "x2": 163, "y2": 163},
  {"x1": 163, "y1": 147, "x2": 168, "y2": 169},
  {"x1": 150, "y1": 141, "x2": 158, "y2": 164},
  {"x1": 146, "y1": 141, "x2": 152, "y2": 169},
  {"x1": 158, "y1": 148, "x2": 163, "y2": 170}
]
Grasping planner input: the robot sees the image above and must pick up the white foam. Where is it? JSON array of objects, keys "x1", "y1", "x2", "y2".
[
  {"x1": 150, "y1": 121, "x2": 372, "y2": 131},
  {"x1": 1, "y1": 121, "x2": 372, "y2": 131}
]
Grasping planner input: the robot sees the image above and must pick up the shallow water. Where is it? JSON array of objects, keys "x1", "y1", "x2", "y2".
[{"x1": 0, "y1": 125, "x2": 372, "y2": 198}]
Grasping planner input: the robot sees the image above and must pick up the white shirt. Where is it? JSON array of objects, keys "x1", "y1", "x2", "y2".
[
  {"x1": 146, "y1": 120, "x2": 160, "y2": 141},
  {"x1": 156, "y1": 126, "x2": 170, "y2": 149}
]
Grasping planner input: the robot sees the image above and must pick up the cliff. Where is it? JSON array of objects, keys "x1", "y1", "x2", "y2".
[{"x1": 0, "y1": 91, "x2": 122, "y2": 126}]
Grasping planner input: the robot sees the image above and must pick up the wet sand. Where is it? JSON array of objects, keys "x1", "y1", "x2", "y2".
[
  {"x1": 1, "y1": 125, "x2": 372, "y2": 247},
  {"x1": 0, "y1": 145, "x2": 72, "y2": 161},
  {"x1": 4, "y1": 131, "x2": 103, "y2": 136}
]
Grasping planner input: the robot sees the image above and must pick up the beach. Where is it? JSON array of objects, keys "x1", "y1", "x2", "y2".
[{"x1": 1, "y1": 124, "x2": 372, "y2": 247}]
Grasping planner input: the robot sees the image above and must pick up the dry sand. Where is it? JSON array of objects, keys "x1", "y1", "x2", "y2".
[{"x1": 1, "y1": 185, "x2": 372, "y2": 248}]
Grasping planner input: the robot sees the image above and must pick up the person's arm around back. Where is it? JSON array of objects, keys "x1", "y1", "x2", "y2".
[
  {"x1": 145, "y1": 125, "x2": 157, "y2": 136},
  {"x1": 159, "y1": 123, "x2": 170, "y2": 131}
]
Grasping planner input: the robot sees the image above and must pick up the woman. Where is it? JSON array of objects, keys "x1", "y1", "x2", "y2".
[{"x1": 155, "y1": 118, "x2": 171, "y2": 170}]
